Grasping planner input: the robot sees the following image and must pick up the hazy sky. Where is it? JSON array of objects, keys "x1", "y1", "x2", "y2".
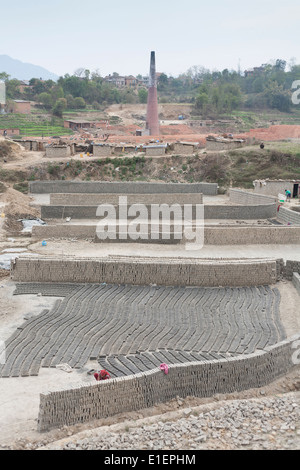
[{"x1": 1, "y1": 0, "x2": 299, "y2": 77}]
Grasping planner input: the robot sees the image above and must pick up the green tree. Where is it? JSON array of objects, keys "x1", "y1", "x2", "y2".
[
  {"x1": 52, "y1": 97, "x2": 67, "y2": 117},
  {"x1": 66, "y1": 94, "x2": 76, "y2": 109},
  {"x1": 38, "y1": 92, "x2": 53, "y2": 108},
  {"x1": 0, "y1": 72, "x2": 10, "y2": 81},
  {"x1": 194, "y1": 92, "x2": 209, "y2": 113},
  {"x1": 74, "y1": 96, "x2": 86, "y2": 109},
  {"x1": 138, "y1": 88, "x2": 148, "y2": 103},
  {"x1": 263, "y1": 81, "x2": 291, "y2": 112}
]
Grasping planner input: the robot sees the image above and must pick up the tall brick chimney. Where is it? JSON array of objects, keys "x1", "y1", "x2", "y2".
[{"x1": 146, "y1": 51, "x2": 160, "y2": 136}]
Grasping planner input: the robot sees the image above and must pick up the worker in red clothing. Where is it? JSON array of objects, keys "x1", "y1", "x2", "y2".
[{"x1": 94, "y1": 369, "x2": 111, "y2": 381}]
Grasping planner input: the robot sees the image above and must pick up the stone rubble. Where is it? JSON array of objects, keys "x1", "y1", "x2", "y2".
[{"x1": 36, "y1": 392, "x2": 300, "y2": 451}]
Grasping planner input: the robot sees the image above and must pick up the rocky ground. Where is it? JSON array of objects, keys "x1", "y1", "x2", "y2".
[{"x1": 36, "y1": 389, "x2": 300, "y2": 451}]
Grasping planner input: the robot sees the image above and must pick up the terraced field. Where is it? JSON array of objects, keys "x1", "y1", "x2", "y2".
[
  {"x1": 0, "y1": 114, "x2": 73, "y2": 137},
  {"x1": 0, "y1": 283, "x2": 286, "y2": 378}
]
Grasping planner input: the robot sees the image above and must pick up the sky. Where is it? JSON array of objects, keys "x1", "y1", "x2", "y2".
[{"x1": 1, "y1": 0, "x2": 300, "y2": 78}]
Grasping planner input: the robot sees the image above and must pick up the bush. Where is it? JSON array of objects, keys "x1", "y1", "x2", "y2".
[{"x1": 74, "y1": 97, "x2": 86, "y2": 109}]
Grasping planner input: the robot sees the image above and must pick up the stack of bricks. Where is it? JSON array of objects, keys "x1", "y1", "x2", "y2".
[
  {"x1": 37, "y1": 333, "x2": 300, "y2": 432},
  {"x1": 229, "y1": 189, "x2": 277, "y2": 205},
  {"x1": 201, "y1": 226, "x2": 300, "y2": 245},
  {"x1": 49, "y1": 193, "x2": 204, "y2": 206},
  {"x1": 283, "y1": 260, "x2": 300, "y2": 280},
  {"x1": 292, "y1": 273, "x2": 300, "y2": 295},
  {"x1": 11, "y1": 257, "x2": 278, "y2": 287},
  {"x1": 278, "y1": 206, "x2": 300, "y2": 226},
  {"x1": 32, "y1": 224, "x2": 300, "y2": 245},
  {"x1": 30, "y1": 181, "x2": 218, "y2": 195},
  {"x1": 40, "y1": 203, "x2": 277, "y2": 221}
]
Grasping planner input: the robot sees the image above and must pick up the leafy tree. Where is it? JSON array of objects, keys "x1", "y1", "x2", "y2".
[
  {"x1": 6, "y1": 79, "x2": 21, "y2": 99},
  {"x1": 263, "y1": 81, "x2": 291, "y2": 112},
  {"x1": 74, "y1": 96, "x2": 86, "y2": 109},
  {"x1": 138, "y1": 88, "x2": 148, "y2": 103},
  {"x1": 66, "y1": 94, "x2": 76, "y2": 109},
  {"x1": 0, "y1": 72, "x2": 10, "y2": 81},
  {"x1": 194, "y1": 92, "x2": 208, "y2": 113},
  {"x1": 52, "y1": 97, "x2": 67, "y2": 117},
  {"x1": 38, "y1": 92, "x2": 53, "y2": 108}
]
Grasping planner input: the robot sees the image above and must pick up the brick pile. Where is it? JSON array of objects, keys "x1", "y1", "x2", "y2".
[
  {"x1": 37, "y1": 333, "x2": 300, "y2": 431},
  {"x1": 11, "y1": 257, "x2": 278, "y2": 287}
]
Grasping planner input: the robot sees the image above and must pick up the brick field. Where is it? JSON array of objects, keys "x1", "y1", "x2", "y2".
[{"x1": 0, "y1": 283, "x2": 286, "y2": 379}]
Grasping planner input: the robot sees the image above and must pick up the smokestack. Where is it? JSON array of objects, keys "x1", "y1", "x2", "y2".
[{"x1": 146, "y1": 51, "x2": 160, "y2": 136}]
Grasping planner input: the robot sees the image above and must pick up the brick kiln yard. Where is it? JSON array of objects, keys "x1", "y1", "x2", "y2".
[{"x1": 0, "y1": 182, "x2": 300, "y2": 449}]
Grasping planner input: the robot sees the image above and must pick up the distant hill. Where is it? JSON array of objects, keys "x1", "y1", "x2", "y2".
[{"x1": 0, "y1": 55, "x2": 59, "y2": 81}]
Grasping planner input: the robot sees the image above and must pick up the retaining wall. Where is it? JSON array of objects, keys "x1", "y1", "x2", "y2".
[
  {"x1": 278, "y1": 206, "x2": 300, "y2": 226},
  {"x1": 37, "y1": 334, "x2": 300, "y2": 431},
  {"x1": 32, "y1": 224, "x2": 300, "y2": 245},
  {"x1": 49, "y1": 193, "x2": 204, "y2": 206},
  {"x1": 30, "y1": 181, "x2": 218, "y2": 195},
  {"x1": 229, "y1": 188, "x2": 277, "y2": 205},
  {"x1": 10, "y1": 257, "x2": 278, "y2": 287},
  {"x1": 40, "y1": 203, "x2": 277, "y2": 220}
]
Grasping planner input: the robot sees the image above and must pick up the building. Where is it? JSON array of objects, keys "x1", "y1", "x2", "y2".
[
  {"x1": 206, "y1": 135, "x2": 246, "y2": 151},
  {"x1": 93, "y1": 143, "x2": 113, "y2": 157},
  {"x1": 253, "y1": 179, "x2": 300, "y2": 198},
  {"x1": 104, "y1": 75, "x2": 126, "y2": 87},
  {"x1": 1, "y1": 128, "x2": 20, "y2": 137},
  {"x1": 64, "y1": 120, "x2": 95, "y2": 130},
  {"x1": 172, "y1": 141, "x2": 199, "y2": 155},
  {"x1": 142, "y1": 144, "x2": 167, "y2": 156},
  {"x1": 9, "y1": 100, "x2": 31, "y2": 114},
  {"x1": 125, "y1": 76, "x2": 137, "y2": 87},
  {"x1": 45, "y1": 144, "x2": 73, "y2": 158},
  {"x1": 16, "y1": 80, "x2": 32, "y2": 94}
]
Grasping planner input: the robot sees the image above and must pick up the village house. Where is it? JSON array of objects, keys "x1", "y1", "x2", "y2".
[{"x1": 8, "y1": 100, "x2": 31, "y2": 114}]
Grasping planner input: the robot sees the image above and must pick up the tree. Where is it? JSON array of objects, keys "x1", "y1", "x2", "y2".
[
  {"x1": 52, "y1": 98, "x2": 67, "y2": 117},
  {"x1": 38, "y1": 92, "x2": 53, "y2": 108},
  {"x1": 66, "y1": 94, "x2": 76, "y2": 109},
  {"x1": 74, "y1": 96, "x2": 86, "y2": 109},
  {"x1": 194, "y1": 92, "x2": 208, "y2": 113},
  {"x1": 5, "y1": 79, "x2": 21, "y2": 99},
  {"x1": 138, "y1": 88, "x2": 148, "y2": 104},
  {"x1": 74, "y1": 68, "x2": 86, "y2": 77},
  {"x1": 275, "y1": 59, "x2": 287, "y2": 71},
  {"x1": 0, "y1": 72, "x2": 10, "y2": 81},
  {"x1": 263, "y1": 81, "x2": 291, "y2": 112}
]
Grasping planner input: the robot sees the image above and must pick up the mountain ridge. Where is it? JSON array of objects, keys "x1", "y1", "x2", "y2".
[{"x1": 0, "y1": 55, "x2": 59, "y2": 81}]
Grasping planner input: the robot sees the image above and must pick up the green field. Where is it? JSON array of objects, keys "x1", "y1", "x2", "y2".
[{"x1": 0, "y1": 114, "x2": 73, "y2": 137}]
